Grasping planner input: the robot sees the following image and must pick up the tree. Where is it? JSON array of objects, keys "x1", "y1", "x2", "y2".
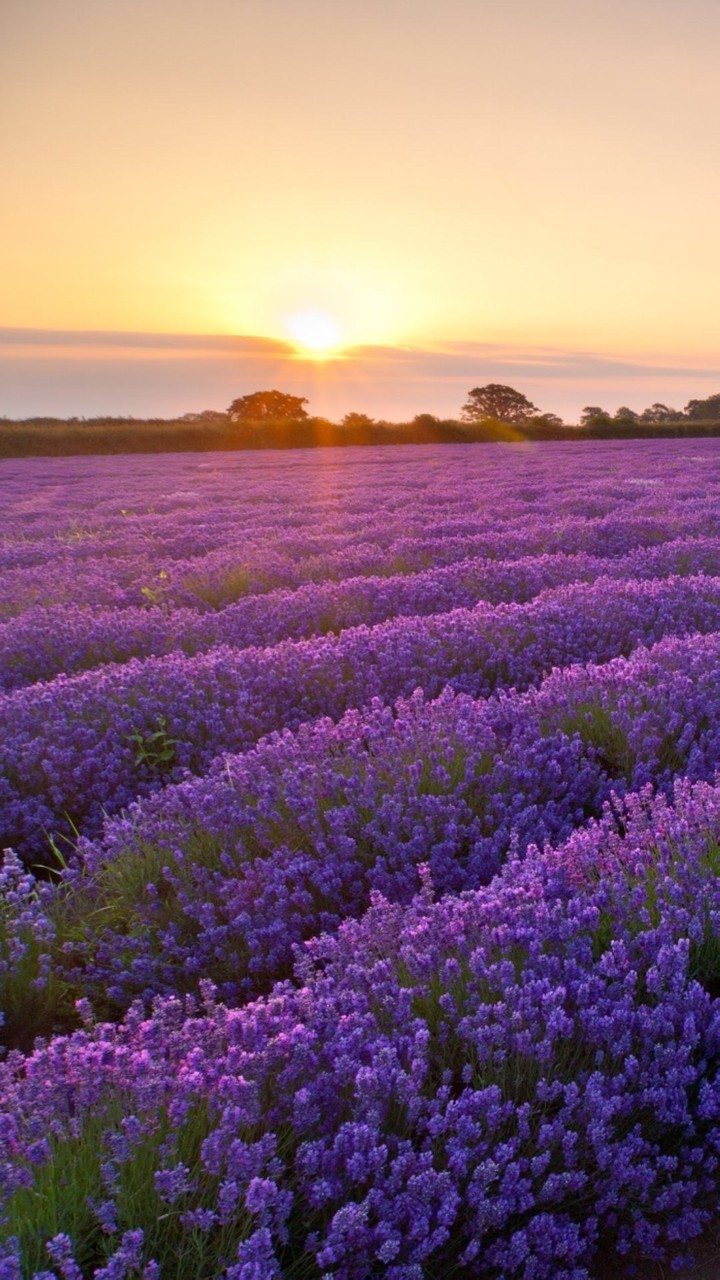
[
  {"x1": 684, "y1": 393, "x2": 720, "y2": 421},
  {"x1": 227, "y1": 390, "x2": 309, "y2": 423},
  {"x1": 180, "y1": 409, "x2": 228, "y2": 423},
  {"x1": 614, "y1": 406, "x2": 640, "y2": 423},
  {"x1": 460, "y1": 384, "x2": 538, "y2": 425},
  {"x1": 580, "y1": 406, "x2": 608, "y2": 427},
  {"x1": 640, "y1": 403, "x2": 678, "y2": 423},
  {"x1": 530, "y1": 412, "x2": 564, "y2": 429},
  {"x1": 341, "y1": 412, "x2": 375, "y2": 429}
]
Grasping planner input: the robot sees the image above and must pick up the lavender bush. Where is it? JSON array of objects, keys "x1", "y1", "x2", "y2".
[
  {"x1": 5, "y1": 781, "x2": 720, "y2": 1278},
  {"x1": 6, "y1": 573, "x2": 720, "y2": 862},
  {"x1": 3, "y1": 441, "x2": 720, "y2": 1277}
]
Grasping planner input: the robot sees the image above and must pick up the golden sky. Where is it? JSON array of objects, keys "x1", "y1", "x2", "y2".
[{"x1": 2, "y1": 0, "x2": 720, "y2": 420}]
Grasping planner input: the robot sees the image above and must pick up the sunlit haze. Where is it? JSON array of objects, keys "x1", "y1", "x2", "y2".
[
  {"x1": 286, "y1": 311, "x2": 343, "y2": 358},
  {"x1": 2, "y1": 0, "x2": 720, "y2": 420}
]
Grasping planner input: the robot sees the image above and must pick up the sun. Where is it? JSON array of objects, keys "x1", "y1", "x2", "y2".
[{"x1": 286, "y1": 309, "x2": 343, "y2": 358}]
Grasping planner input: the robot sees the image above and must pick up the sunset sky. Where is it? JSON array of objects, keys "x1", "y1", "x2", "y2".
[{"x1": 2, "y1": 0, "x2": 720, "y2": 422}]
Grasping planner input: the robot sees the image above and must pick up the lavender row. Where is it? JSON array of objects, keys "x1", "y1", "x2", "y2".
[
  {"x1": 5, "y1": 440, "x2": 720, "y2": 619},
  {"x1": 4, "y1": 535, "x2": 720, "y2": 691},
  {"x1": 5, "y1": 572, "x2": 720, "y2": 859},
  {"x1": 6, "y1": 440, "x2": 719, "y2": 569},
  {"x1": 5, "y1": 777, "x2": 720, "y2": 1278},
  {"x1": 6, "y1": 500, "x2": 720, "y2": 627},
  {"x1": 4, "y1": 624, "x2": 718, "y2": 1030}
]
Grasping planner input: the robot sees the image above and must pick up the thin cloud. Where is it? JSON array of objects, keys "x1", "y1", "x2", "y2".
[
  {"x1": 0, "y1": 329, "x2": 293, "y2": 356},
  {"x1": 347, "y1": 340, "x2": 720, "y2": 382}
]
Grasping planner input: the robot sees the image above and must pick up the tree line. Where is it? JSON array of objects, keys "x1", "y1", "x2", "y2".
[
  {"x1": 579, "y1": 394, "x2": 720, "y2": 430},
  {"x1": 3, "y1": 386, "x2": 720, "y2": 457},
  {"x1": 225, "y1": 385, "x2": 720, "y2": 432}
]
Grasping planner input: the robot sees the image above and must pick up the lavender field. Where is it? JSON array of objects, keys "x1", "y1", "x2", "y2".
[{"x1": 4, "y1": 441, "x2": 720, "y2": 1278}]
